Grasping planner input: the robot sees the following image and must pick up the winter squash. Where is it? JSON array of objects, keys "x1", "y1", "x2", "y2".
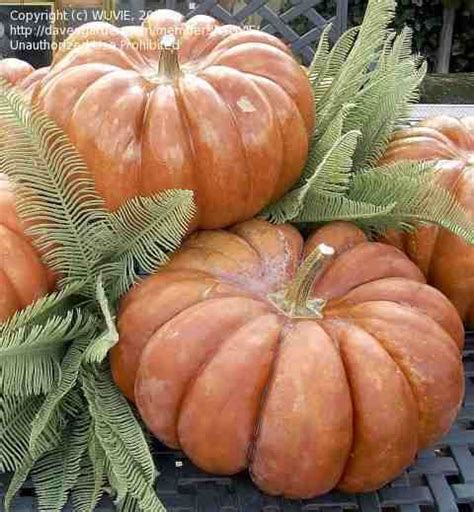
[
  {"x1": 380, "y1": 116, "x2": 474, "y2": 325},
  {"x1": 110, "y1": 219, "x2": 464, "y2": 498},
  {"x1": 30, "y1": 10, "x2": 314, "y2": 229},
  {"x1": 0, "y1": 174, "x2": 52, "y2": 321},
  {"x1": 0, "y1": 58, "x2": 50, "y2": 101}
]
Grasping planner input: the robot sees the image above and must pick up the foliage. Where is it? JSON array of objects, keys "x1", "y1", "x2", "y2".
[
  {"x1": 308, "y1": 0, "x2": 474, "y2": 73},
  {"x1": 0, "y1": 79, "x2": 195, "y2": 510},
  {"x1": 264, "y1": 0, "x2": 474, "y2": 243}
]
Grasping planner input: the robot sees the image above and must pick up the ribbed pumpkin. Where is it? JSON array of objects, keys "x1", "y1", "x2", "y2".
[
  {"x1": 0, "y1": 58, "x2": 49, "y2": 101},
  {"x1": 380, "y1": 116, "x2": 474, "y2": 325},
  {"x1": 111, "y1": 219, "x2": 464, "y2": 499},
  {"x1": 0, "y1": 174, "x2": 52, "y2": 321},
  {"x1": 30, "y1": 10, "x2": 314, "y2": 229}
]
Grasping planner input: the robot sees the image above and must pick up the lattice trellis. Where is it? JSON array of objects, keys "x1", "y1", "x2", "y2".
[{"x1": 141, "y1": 0, "x2": 349, "y2": 64}]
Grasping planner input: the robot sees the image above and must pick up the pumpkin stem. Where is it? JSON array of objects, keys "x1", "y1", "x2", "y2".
[
  {"x1": 158, "y1": 34, "x2": 181, "y2": 79},
  {"x1": 269, "y1": 243, "x2": 335, "y2": 318}
]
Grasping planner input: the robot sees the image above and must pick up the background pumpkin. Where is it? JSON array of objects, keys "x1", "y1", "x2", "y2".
[
  {"x1": 29, "y1": 9, "x2": 314, "y2": 229},
  {"x1": 0, "y1": 58, "x2": 49, "y2": 101},
  {"x1": 110, "y1": 219, "x2": 464, "y2": 499},
  {"x1": 380, "y1": 116, "x2": 474, "y2": 325},
  {"x1": 0, "y1": 174, "x2": 52, "y2": 321}
]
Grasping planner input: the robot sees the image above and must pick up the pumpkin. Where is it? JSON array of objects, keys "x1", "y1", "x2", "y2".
[
  {"x1": 30, "y1": 10, "x2": 314, "y2": 229},
  {"x1": 0, "y1": 58, "x2": 50, "y2": 101},
  {"x1": 0, "y1": 174, "x2": 52, "y2": 321},
  {"x1": 110, "y1": 219, "x2": 464, "y2": 499},
  {"x1": 380, "y1": 116, "x2": 474, "y2": 325}
]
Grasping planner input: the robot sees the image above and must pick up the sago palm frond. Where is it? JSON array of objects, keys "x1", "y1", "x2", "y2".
[
  {"x1": 0, "y1": 79, "x2": 114, "y2": 296},
  {"x1": 32, "y1": 409, "x2": 91, "y2": 512},
  {"x1": 349, "y1": 163, "x2": 474, "y2": 240},
  {"x1": 102, "y1": 191, "x2": 196, "y2": 301},
  {"x1": 29, "y1": 339, "x2": 91, "y2": 457},
  {"x1": 82, "y1": 275, "x2": 118, "y2": 364},
  {"x1": 82, "y1": 365, "x2": 164, "y2": 512},
  {"x1": 0, "y1": 309, "x2": 95, "y2": 396},
  {"x1": 0, "y1": 395, "x2": 42, "y2": 472},
  {"x1": 71, "y1": 434, "x2": 106, "y2": 512}
]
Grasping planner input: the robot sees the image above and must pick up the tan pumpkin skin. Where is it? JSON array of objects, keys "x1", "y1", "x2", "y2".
[
  {"x1": 380, "y1": 116, "x2": 474, "y2": 325},
  {"x1": 0, "y1": 174, "x2": 52, "y2": 321},
  {"x1": 29, "y1": 10, "x2": 314, "y2": 229},
  {"x1": 111, "y1": 219, "x2": 464, "y2": 499}
]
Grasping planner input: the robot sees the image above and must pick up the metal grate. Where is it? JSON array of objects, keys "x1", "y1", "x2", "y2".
[{"x1": 2, "y1": 331, "x2": 474, "y2": 512}]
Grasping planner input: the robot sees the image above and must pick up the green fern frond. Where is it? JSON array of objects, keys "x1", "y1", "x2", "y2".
[
  {"x1": 0, "y1": 395, "x2": 42, "y2": 472},
  {"x1": 71, "y1": 434, "x2": 106, "y2": 512},
  {"x1": 349, "y1": 163, "x2": 474, "y2": 240},
  {"x1": 82, "y1": 365, "x2": 164, "y2": 512},
  {"x1": 0, "y1": 79, "x2": 114, "y2": 296},
  {"x1": 308, "y1": 23, "x2": 332, "y2": 85},
  {"x1": 102, "y1": 190, "x2": 196, "y2": 300},
  {"x1": 117, "y1": 494, "x2": 141, "y2": 512},
  {"x1": 29, "y1": 339, "x2": 91, "y2": 457},
  {"x1": 263, "y1": 131, "x2": 360, "y2": 223},
  {"x1": 294, "y1": 190, "x2": 395, "y2": 224},
  {"x1": 0, "y1": 309, "x2": 95, "y2": 395},
  {"x1": 32, "y1": 409, "x2": 90, "y2": 512},
  {"x1": 315, "y1": 0, "x2": 396, "y2": 134},
  {"x1": 83, "y1": 276, "x2": 118, "y2": 364},
  {"x1": 345, "y1": 28, "x2": 427, "y2": 169},
  {"x1": 301, "y1": 104, "x2": 354, "y2": 183},
  {"x1": 4, "y1": 455, "x2": 35, "y2": 511},
  {"x1": 0, "y1": 284, "x2": 81, "y2": 336},
  {"x1": 311, "y1": 26, "x2": 360, "y2": 106}
]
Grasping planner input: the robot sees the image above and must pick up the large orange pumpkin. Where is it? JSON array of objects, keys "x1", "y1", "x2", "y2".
[
  {"x1": 380, "y1": 116, "x2": 474, "y2": 325},
  {"x1": 0, "y1": 174, "x2": 52, "y2": 321},
  {"x1": 29, "y1": 10, "x2": 314, "y2": 229},
  {"x1": 111, "y1": 219, "x2": 464, "y2": 499}
]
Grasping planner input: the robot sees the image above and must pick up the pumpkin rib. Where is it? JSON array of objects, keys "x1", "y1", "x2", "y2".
[
  {"x1": 177, "y1": 313, "x2": 283, "y2": 475},
  {"x1": 0, "y1": 226, "x2": 49, "y2": 307},
  {"x1": 199, "y1": 65, "x2": 287, "y2": 212},
  {"x1": 172, "y1": 230, "x2": 265, "y2": 283},
  {"x1": 210, "y1": 42, "x2": 313, "y2": 133},
  {"x1": 169, "y1": 80, "x2": 201, "y2": 220},
  {"x1": 114, "y1": 278, "x2": 251, "y2": 402},
  {"x1": 250, "y1": 320, "x2": 353, "y2": 498},
  {"x1": 329, "y1": 277, "x2": 464, "y2": 350},
  {"x1": 324, "y1": 319, "x2": 418, "y2": 493},
  {"x1": 229, "y1": 220, "x2": 303, "y2": 290},
  {"x1": 313, "y1": 242, "x2": 425, "y2": 300},
  {"x1": 246, "y1": 74, "x2": 309, "y2": 200},
  {"x1": 209, "y1": 30, "x2": 291, "y2": 61},
  {"x1": 134, "y1": 297, "x2": 270, "y2": 448},
  {"x1": 246, "y1": 321, "x2": 286, "y2": 471},
  {"x1": 38, "y1": 64, "x2": 120, "y2": 131},
  {"x1": 176, "y1": 73, "x2": 259, "y2": 228},
  {"x1": 195, "y1": 68, "x2": 268, "y2": 218},
  {"x1": 0, "y1": 268, "x2": 22, "y2": 322},
  {"x1": 348, "y1": 301, "x2": 464, "y2": 449}
]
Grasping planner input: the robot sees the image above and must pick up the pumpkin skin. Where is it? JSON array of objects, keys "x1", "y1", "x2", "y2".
[
  {"x1": 0, "y1": 58, "x2": 50, "y2": 101},
  {"x1": 0, "y1": 174, "x2": 52, "y2": 321},
  {"x1": 111, "y1": 219, "x2": 464, "y2": 499},
  {"x1": 380, "y1": 116, "x2": 474, "y2": 325},
  {"x1": 30, "y1": 10, "x2": 314, "y2": 229}
]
